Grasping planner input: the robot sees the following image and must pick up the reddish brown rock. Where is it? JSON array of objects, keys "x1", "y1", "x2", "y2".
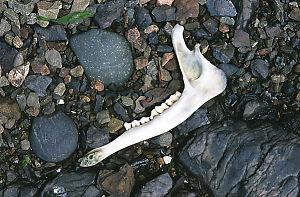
[
  {"x1": 134, "y1": 56, "x2": 148, "y2": 70},
  {"x1": 0, "y1": 97, "x2": 21, "y2": 120},
  {"x1": 164, "y1": 58, "x2": 178, "y2": 71},
  {"x1": 20, "y1": 28, "x2": 28, "y2": 39},
  {"x1": 173, "y1": 0, "x2": 199, "y2": 21},
  {"x1": 133, "y1": 37, "x2": 147, "y2": 52},
  {"x1": 26, "y1": 106, "x2": 40, "y2": 117},
  {"x1": 157, "y1": 0, "x2": 174, "y2": 6},
  {"x1": 219, "y1": 23, "x2": 229, "y2": 33},
  {"x1": 91, "y1": 79, "x2": 105, "y2": 91},
  {"x1": 141, "y1": 88, "x2": 174, "y2": 108},
  {"x1": 7, "y1": 62, "x2": 30, "y2": 87},
  {"x1": 31, "y1": 61, "x2": 50, "y2": 75},
  {"x1": 126, "y1": 28, "x2": 140, "y2": 43},
  {"x1": 47, "y1": 42, "x2": 67, "y2": 51},
  {"x1": 59, "y1": 67, "x2": 69, "y2": 78}
]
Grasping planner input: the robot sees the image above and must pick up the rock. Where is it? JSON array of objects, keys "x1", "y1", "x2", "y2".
[
  {"x1": 34, "y1": 25, "x2": 67, "y2": 41},
  {"x1": 294, "y1": 64, "x2": 300, "y2": 73},
  {"x1": 37, "y1": 1, "x2": 62, "y2": 27},
  {"x1": 243, "y1": 100, "x2": 269, "y2": 119},
  {"x1": 0, "y1": 97, "x2": 21, "y2": 120},
  {"x1": 30, "y1": 112, "x2": 78, "y2": 162},
  {"x1": 220, "y1": 16, "x2": 235, "y2": 25},
  {"x1": 7, "y1": 62, "x2": 30, "y2": 87},
  {"x1": 173, "y1": 0, "x2": 199, "y2": 21},
  {"x1": 162, "y1": 53, "x2": 174, "y2": 67},
  {"x1": 12, "y1": 36, "x2": 23, "y2": 48},
  {"x1": 134, "y1": 56, "x2": 148, "y2": 70},
  {"x1": 90, "y1": 79, "x2": 105, "y2": 92},
  {"x1": 45, "y1": 49, "x2": 62, "y2": 69},
  {"x1": 219, "y1": 64, "x2": 239, "y2": 77},
  {"x1": 3, "y1": 8, "x2": 19, "y2": 25},
  {"x1": 24, "y1": 75, "x2": 52, "y2": 97},
  {"x1": 0, "y1": 76, "x2": 9, "y2": 87},
  {"x1": 7, "y1": 0, "x2": 34, "y2": 16},
  {"x1": 141, "y1": 88, "x2": 174, "y2": 108},
  {"x1": 156, "y1": 45, "x2": 173, "y2": 52},
  {"x1": 70, "y1": 29, "x2": 134, "y2": 87},
  {"x1": 107, "y1": 118, "x2": 123, "y2": 133},
  {"x1": 16, "y1": 94, "x2": 26, "y2": 111},
  {"x1": 94, "y1": 0, "x2": 125, "y2": 29},
  {"x1": 288, "y1": 8, "x2": 300, "y2": 22},
  {"x1": 71, "y1": 0, "x2": 90, "y2": 13},
  {"x1": 0, "y1": 18, "x2": 11, "y2": 36},
  {"x1": 0, "y1": 41, "x2": 17, "y2": 74},
  {"x1": 236, "y1": 0, "x2": 259, "y2": 29},
  {"x1": 121, "y1": 96, "x2": 134, "y2": 107},
  {"x1": 54, "y1": 83, "x2": 66, "y2": 96},
  {"x1": 265, "y1": 26, "x2": 282, "y2": 38},
  {"x1": 97, "y1": 163, "x2": 135, "y2": 196},
  {"x1": 184, "y1": 22, "x2": 200, "y2": 31},
  {"x1": 213, "y1": 44, "x2": 235, "y2": 63},
  {"x1": 133, "y1": 37, "x2": 147, "y2": 52},
  {"x1": 192, "y1": 29, "x2": 211, "y2": 40},
  {"x1": 96, "y1": 110, "x2": 110, "y2": 124},
  {"x1": 70, "y1": 65, "x2": 84, "y2": 77},
  {"x1": 157, "y1": 0, "x2": 174, "y2": 6},
  {"x1": 126, "y1": 28, "x2": 140, "y2": 43},
  {"x1": 179, "y1": 121, "x2": 300, "y2": 197},
  {"x1": 31, "y1": 61, "x2": 50, "y2": 75},
  {"x1": 148, "y1": 31, "x2": 158, "y2": 45},
  {"x1": 203, "y1": 18, "x2": 219, "y2": 34},
  {"x1": 27, "y1": 92, "x2": 40, "y2": 107},
  {"x1": 206, "y1": 0, "x2": 237, "y2": 17},
  {"x1": 13, "y1": 52, "x2": 24, "y2": 67},
  {"x1": 272, "y1": 0, "x2": 284, "y2": 23},
  {"x1": 86, "y1": 126, "x2": 109, "y2": 149},
  {"x1": 150, "y1": 132, "x2": 173, "y2": 146},
  {"x1": 232, "y1": 29, "x2": 250, "y2": 47},
  {"x1": 26, "y1": 106, "x2": 40, "y2": 117},
  {"x1": 151, "y1": 5, "x2": 176, "y2": 22},
  {"x1": 161, "y1": 68, "x2": 172, "y2": 81},
  {"x1": 136, "y1": 173, "x2": 173, "y2": 197},
  {"x1": 134, "y1": 6, "x2": 152, "y2": 29},
  {"x1": 250, "y1": 59, "x2": 269, "y2": 79},
  {"x1": 113, "y1": 102, "x2": 130, "y2": 122},
  {"x1": 41, "y1": 169, "x2": 98, "y2": 196}
]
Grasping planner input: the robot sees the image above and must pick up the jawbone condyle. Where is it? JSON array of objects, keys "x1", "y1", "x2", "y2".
[{"x1": 79, "y1": 24, "x2": 227, "y2": 167}]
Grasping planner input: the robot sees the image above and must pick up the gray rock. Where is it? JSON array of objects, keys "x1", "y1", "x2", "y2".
[
  {"x1": 45, "y1": 49, "x2": 62, "y2": 69},
  {"x1": 3, "y1": 8, "x2": 19, "y2": 24},
  {"x1": 136, "y1": 173, "x2": 173, "y2": 197},
  {"x1": 232, "y1": 29, "x2": 250, "y2": 47},
  {"x1": 151, "y1": 5, "x2": 176, "y2": 22},
  {"x1": 70, "y1": 29, "x2": 134, "y2": 87},
  {"x1": 203, "y1": 18, "x2": 219, "y2": 34},
  {"x1": 206, "y1": 0, "x2": 237, "y2": 17},
  {"x1": 219, "y1": 64, "x2": 239, "y2": 77},
  {"x1": 70, "y1": 0, "x2": 90, "y2": 13},
  {"x1": 243, "y1": 100, "x2": 269, "y2": 119},
  {"x1": 13, "y1": 52, "x2": 24, "y2": 67},
  {"x1": 179, "y1": 121, "x2": 300, "y2": 197},
  {"x1": 24, "y1": 75, "x2": 52, "y2": 97},
  {"x1": 220, "y1": 16, "x2": 235, "y2": 25},
  {"x1": 113, "y1": 102, "x2": 130, "y2": 122},
  {"x1": 0, "y1": 41, "x2": 17, "y2": 74},
  {"x1": 94, "y1": 0, "x2": 125, "y2": 29},
  {"x1": 30, "y1": 112, "x2": 78, "y2": 162},
  {"x1": 0, "y1": 76, "x2": 9, "y2": 87},
  {"x1": 250, "y1": 59, "x2": 269, "y2": 79},
  {"x1": 213, "y1": 44, "x2": 235, "y2": 63},
  {"x1": 150, "y1": 132, "x2": 173, "y2": 147},
  {"x1": 27, "y1": 92, "x2": 40, "y2": 107},
  {"x1": 94, "y1": 95, "x2": 104, "y2": 112},
  {"x1": 86, "y1": 126, "x2": 109, "y2": 149},
  {"x1": 34, "y1": 25, "x2": 67, "y2": 41},
  {"x1": 0, "y1": 18, "x2": 11, "y2": 36},
  {"x1": 16, "y1": 94, "x2": 26, "y2": 111},
  {"x1": 134, "y1": 6, "x2": 152, "y2": 29},
  {"x1": 7, "y1": 0, "x2": 35, "y2": 16},
  {"x1": 236, "y1": 0, "x2": 259, "y2": 29}
]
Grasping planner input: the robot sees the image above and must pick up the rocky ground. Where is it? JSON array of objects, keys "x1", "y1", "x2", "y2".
[{"x1": 0, "y1": 0, "x2": 299, "y2": 196}]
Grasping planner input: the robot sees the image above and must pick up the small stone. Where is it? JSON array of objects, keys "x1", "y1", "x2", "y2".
[
  {"x1": 107, "y1": 118, "x2": 123, "y2": 133},
  {"x1": 271, "y1": 74, "x2": 285, "y2": 83},
  {"x1": 220, "y1": 16, "x2": 235, "y2": 25},
  {"x1": 0, "y1": 76, "x2": 9, "y2": 87},
  {"x1": 70, "y1": 65, "x2": 84, "y2": 77},
  {"x1": 151, "y1": 132, "x2": 173, "y2": 146},
  {"x1": 0, "y1": 125, "x2": 3, "y2": 134},
  {"x1": 7, "y1": 62, "x2": 30, "y2": 87},
  {"x1": 27, "y1": 92, "x2": 40, "y2": 107},
  {"x1": 0, "y1": 18, "x2": 11, "y2": 37},
  {"x1": 184, "y1": 22, "x2": 200, "y2": 31},
  {"x1": 16, "y1": 94, "x2": 26, "y2": 111},
  {"x1": 24, "y1": 75, "x2": 52, "y2": 97},
  {"x1": 47, "y1": 42, "x2": 67, "y2": 52},
  {"x1": 161, "y1": 68, "x2": 172, "y2": 81},
  {"x1": 3, "y1": 8, "x2": 20, "y2": 25},
  {"x1": 219, "y1": 64, "x2": 239, "y2": 77},
  {"x1": 126, "y1": 28, "x2": 140, "y2": 42},
  {"x1": 13, "y1": 52, "x2": 24, "y2": 67},
  {"x1": 206, "y1": 0, "x2": 237, "y2": 17},
  {"x1": 152, "y1": 5, "x2": 176, "y2": 22},
  {"x1": 294, "y1": 64, "x2": 300, "y2": 73},
  {"x1": 70, "y1": 0, "x2": 90, "y2": 13},
  {"x1": 31, "y1": 61, "x2": 50, "y2": 75},
  {"x1": 26, "y1": 106, "x2": 40, "y2": 117},
  {"x1": 0, "y1": 97, "x2": 21, "y2": 120},
  {"x1": 54, "y1": 83, "x2": 66, "y2": 96},
  {"x1": 13, "y1": 36, "x2": 23, "y2": 48},
  {"x1": 162, "y1": 53, "x2": 174, "y2": 67},
  {"x1": 213, "y1": 44, "x2": 235, "y2": 63},
  {"x1": 5, "y1": 118, "x2": 15, "y2": 129},
  {"x1": 144, "y1": 25, "x2": 159, "y2": 34},
  {"x1": 45, "y1": 49, "x2": 62, "y2": 69},
  {"x1": 163, "y1": 156, "x2": 172, "y2": 164},
  {"x1": 288, "y1": 8, "x2": 300, "y2": 22},
  {"x1": 134, "y1": 96, "x2": 146, "y2": 113},
  {"x1": 243, "y1": 100, "x2": 269, "y2": 119},
  {"x1": 164, "y1": 22, "x2": 173, "y2": 36},
  {"x1": 296, "y1": 92, "x2": 300, "y2": 102},
  {"x1": 5, "y1": 33, "x2": 14, "y2": 45},
  {"x1": 8, "y1": 0, "x2": 35, "y2": 16},
  {"x1": 6, "y1": 171, "x2": 16, "y2": 182},
  {"x1": 250, "y1": 59, "x2": 269, "y2": 79},
  {"x1": 20, "y1": 140, "x2": 30, "y2": 151},
  {"x1": 173, "y1": 0, "x2": 199, "y2": 21},
  {"x1": 34, "y1": 25, "x2": 67, "y2": 41},
  {"x1": 232, "y1": 29, "x2": 251, "y2": 47},
  {"x1": 134, "y1": 56, "x2": 148, "y2": 70},
  {"x1": 134, "y1": 6, "x2": 152, "y2": 29},
  {"x1": 86, "y1": 127, "x2": 109, "y2": 148},
  {"x1": 219, "y1": 23, "x2": 229, "y2": 33},
  {"x1": 42, "y1": 102, "x2": 56, "y2": 115},
  {"x1": 37, "y1": 1, "x2": 62, "y2": 27},
  {"x1": 133, "y1": 37, "x2": 147, "y2": 52},
  {"x1": 203, "y1": 18, "x2": 219, "y2": 34},
  {"x1": 157, "y1": 0, "x2": 174, "y2": 6},
  {"x1": 91, "y1": 79, "x2": 105, "y2": 91},
  {"x1": 156, "y1": 45, "x2": 173, "y2": 53},
  {"x1": 265, "y1": 26, "x2": 282, "y2": 38},
  {"x1": 113, "y1": 102, "x2": 130, "y2": 122},
  {"x1": 121, "y1": 96, "x2": 134, "y2": 107},
  {"x1": 96, "y1": 110, "x2": 110, "y2": 124}
]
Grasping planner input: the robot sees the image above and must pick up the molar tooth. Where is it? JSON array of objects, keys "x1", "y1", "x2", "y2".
[
  {"x1": 131, "y1": 120, "x2": 141, "y2": 128},
  {"x1": 160, "y1": 103, "x2": 169, "y2": 111},
  {"x1": 124, "y1": 122, "x2": 131, "y2": 130},
  {"x1": 140, "y1": 117, "x2": 150, "y2": 124},
  {"x1": 165, "y1": 98, "x2": 174, "y2": 106},
  {"x1": 169, "y1": 94, "x2": 179, "y2": 102},
  {"x1": 175, "y1": 91, "x2": 181, "y2": 98},
  {"x1": 150, "y1": 109, "x2": 159, "y2": 119},
  {"x1": 155, "y1": 106, "x2": 164, "y2": 114}
]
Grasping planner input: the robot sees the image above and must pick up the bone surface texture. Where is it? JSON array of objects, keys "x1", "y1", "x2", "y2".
[{"x1": 79, "y1": 24, "x2": 227, "y2": 167}]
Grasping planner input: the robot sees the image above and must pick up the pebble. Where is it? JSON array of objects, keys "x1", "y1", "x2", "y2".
[
  {"x1": 161, "y1": 68, "x2": 172, "y2": 81},
  {"x1": 184, "y1": 22, "x2": 200, "y2": 31},
  {"x1": 3, "y1": 8, "x2": 20, "y2": 26},
  {"x1": 42, "y1": 102, "x2": 55, "y2": 115},
  {"x1": 31, "y1": 61, "x2": 50, "y2": 75},
  {"x1": 16, "y1": 94, "x2": 26, "y2": 111},
  {"x1": 70, "y1": 29, "x2": 134, "y2": 87},
  {"x1": 294, "y1": 64, "x2": 300, "y2": 73},
  {"x1": 13, "y1": 52, "x2": 24, "y2": 67},
  {"x1": 144, "y1": 25, "x2": 159, "y2": 34},
  {"x1": 151, "y1": 5, "x2": 176, "y2": 22},
  {"x1": 203, "y1": 18, "x2": 219, "y2": 34},
  {"x1": 133, "y1": 37, "x2": 147, "y2": 52},
  {"x1": 107, "y1": 117, "x2": 123, "y2": 133},
  {"x1": 20, "y1": 140, "x2": 30, "y2": 151},
  {"x1": 0, "y1": 18, "x2": 11, "y2": 36},
  {"x1": 113, "y1": 102, "x2": 130, "y2": 122},
  {"x1": 232, "y1": 29, "x2": 251, "y2": 47},
  {"x1": 121, "y1": 96, "x2": 134, "y2": 107},
  {"x1": 150, "y1": 132, "x2": 173, "y2": 146},
  {"x1": 134, "y1": 56, "x2": 148, "y2": 70},
  {"x1": 206, "y1": 0, "x2": 237, "y2": 17},
  {"x1": 134, "y1": 96, "x2": 146, "y2": 113},
  {"x1": 288, "y1": 8, "x2": 300, "y2": 22},
  {"x1": 157, "y1": 0, "x2": 174, "y2": 6},
  {"x1": 192, "y1": 28, "x2": 211, "y2": 40},
  {"x1": 26, "y1": 106, "x2": 40, "y2": 117},
  {"x1": 250, "y1": 59, "x2": 269, "y2": 79},
  {"x1": 0, "y1": 97, "x2": 21, "y2": 120},
  {"x1": 70, "y1": 65, "x2": 84, "y2": 77},
  {"x1": 86, "y1": 126, "x2": 109, "y2": 148},
  {"x1": 70, "y1": 0, "x2": 90, "y2": 13},
  {"x1": 265, "y1": 26, "x2": 282, "y2": 38},
  {"x1": 148, "y1": 32, "x2": 158, "y2": 45},
  {"x1": 219, "y1": 64, "x2": 239, "y2": 77},
  {"x1": 134, "y1": 6, "x2": 152, "y2": 29},
  {"x1": 8, "y1": 0, "x2": 35, "y2": 16},
  {"x1": 7, "y1": 62, "x2": 30, "y2": 87},
  {"x1": 220, "y1": 16, "x2": 235, "y2": 25},
  {"x1": 45, "y1": 49, "x2": 62, "y2": 69},
  {"x1": 173, "y1": 0, "x2": 199, "y2": 21},
  {"x1": 24, "y1": 75, "x2": 52, "y2": 97},
  {"x1": 243, "y1": 100, "x2": 269, "y2": 119},
  {"x1": 0, "y1": 41, "x2": 17, "y2": 74},
  {"x1": 5, "y1": 118, "x2": 15, "y2": 129},
  {"x1": 126, "y1": 27, "x2": 140, "y2": 43},
  {"x1": 213, "y1": 44, "x2": 235, "y2": 63},
  {"x1": 34, "y1": 25, "x2": 67, "y2": 41},
  {"x1": 219, "y1": 23, "x2": 230, "y2": 33},
  {"x1": 0, "y1": 76, "x2": 9, "y2": 87},
  {"x1": 156, "y1": 45, "x2": 173, "y2": 52},
  {"x1": 94, "y1": 0, "x2": 125, "y2": 29},
  {"x1": 12, "y1": 36, "x2": 23, "y2": 48},
  {"x1": 54, "y1": 83, "x2": 66, "y2": 96},
  {"x1": 96, "y1": 110, "x2": 110, "y2": 124},
  {"x1": 37, "y1": 1, "x2": 62, "y2": 27},
  {"x1": 30, "y1": 112, "x2": 78, "y2": 162},
  {"x1": 27, "y1": 92, "x2": 40, "y2": 107},
  {"x1": 90, "y1": 79, "x2": 105, "y2": 92},
  {"x1": 94, "y1": 95, "x2": 104, "y2": 112}
]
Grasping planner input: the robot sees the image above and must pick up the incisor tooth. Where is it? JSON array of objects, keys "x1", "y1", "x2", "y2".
[
  {"x1": 169, "y1": 94, "x2": 178, "y2": 102},
  {"x1": 140, "y1": 117, "x2": 150, "y2": 124},
  {"x1": 155, "y1": 106, "x2": 164, "y2": 113},
  {"x1": 150, "y1": 109, "x2": 159, "y2": 119},
  {"x1": 160, "y1": 103, "x2": 169, "y2": 110},
  {"x1": 165, "y1": 97, "x2": 174, "y2": 106},
  {"x1": 124, "y1": 122, "x2": 131, "y2": 130},
  {"x1": 131, "y1": 120, "x2": 140, "y2": 127}
]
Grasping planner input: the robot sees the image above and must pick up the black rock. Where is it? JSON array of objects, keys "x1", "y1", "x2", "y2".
[
  {"x1": 41, "y1": 169, "x2": 99, "y2": 197},
  {"x1": 156, "y1": 45, "x2": 173, "y2": 52},
  {"x1": 34, "y1": 25, "x2": 67, "y2": 41},
  {"x1": 0, "y1": 185, "x2": 37, "y2": 197},
  {"x1": 148, "y1": 32, "x2": 158, "y2": 45},
  {"x1": 151, "y1": 5, "x2": 176, "y2": 22},
  {"x1": 250, "y1": 59, "x2": 269, "y2": 79},
  {"x1": 206, "y1": 0, "x2": 237, "y2": 17},
  {"x1": 94, "y1": 0, "x2": 125, "y2": 29},
  {"x1": 219, "y1": 64, "x2": 239, "y2": 77},
  {"x1": 134, "y1": 6, "x2": 152, "y2": 29},
  {"x1": 94, "y1": 95, "x2": 105, "y2": 112},
  {"x1": 113, "y1": 102, "x2": 130, "y2": 122},
  {"x1": 0, "y1": 41, "x2": 18, "y2": 74},
  {"x1": 203, "y1": 18, "x2": 219, "y2": 34},
  {"x1": 30, "y1": 112, "x2": 78, "y2": 162},
  {"x1": 192, "y1": 29, "x2": 211, "y2": 40},
  {"x1": 236, "y1": 0, "x2": 259, "y2": 29},
  {"x1": 213, "y1": 44, "x2": 235, "y2": 63},
  {"x1": 24, "y1": 75, "x2": 52, "y2": 97},
  {"x1": 243, "y1": 100, "x2": 269, "y2": 119},
  {"x1": 136, "y1": 173, "x2": 173, "y2": 197},
  {"x1": 179, "y1": 121, "x2": 300, "y2": 196},
  {"x1": 86, "y1": 126, "x2": 109, "y2": 149}
]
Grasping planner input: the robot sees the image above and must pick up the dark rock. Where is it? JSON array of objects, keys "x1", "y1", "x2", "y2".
[
  {"x1": 141, "y1": 88, "x2": 174, "y2": 108},
  {"x1": 30, "y1": 112, "x2": 78, "y2": 162},
  {"x1": 156, "y1": 45, "x2": 173, "y2": 52},
  {"x1": 250, "y1": 59, "x2": 269, "y2": 79},
  {"x1": 288, "y1": 7, "x2": 300, "y2": 22},
  {"x1": 179, "y1": 121, "x2": 300, "y2": 197},
  {"x1": 213, "y1": 44, "x2": 235, "y2": 63},
  {"x1": 219, "y1": 64, "x2": 239, "y2": 77},
  {"x1": 150, "y1": 131, "x2": 173, "y2": 146},
  {"x1": 148, "y1": 32, "x2": 158, "y2": 45},
  {"x1": 272, "y1": 0, "x2": 285, "y2": 23},
  {"x1": 243, "y1": 100, "x2": 269, "y2": 119},
  {"x1": 203, "y1": 18, "x2": 219, "y2": 34},
  {"x1": 24, "y1": 75, "x2": 52, "y2": 97},
  {"x1": 134, "y1": 6, "x2": 152, "y2": 29},
  {"x1": 133, "y1": 37, "x2": 147, "y2": 52},
  {"x1": 151, "y1": 5, "x2": 176, "y2": 22},
  {"x1": 113, "y1": 102, "x2": 130, "y2": 122},
  {"x1": 265, "y1": 26, "x2": 282, "y2": 38},
  {"x1": 206, "y1": 0, "x2": 237, "y2": 17},
  {"x1": 94, "y1": 0, "x2": 125, "y2": 29},
  {"x1": 94, "y1": 95, "x2": 104, "y2": 112},
  {"x1": 244, "y1": 50, "x2": 255, "y2": 61},
  {"x1": 0, "y1": 41, "x2": 17, "y2": 74},
  {"x1": 136, "y1": 173, "x2": 173, "y2": 197},
  {"x1": 232, "y1": 29, "x2": 250, "y2": 47},
  {"x1": 41, "y1": 169, "x2": 98, "y2": 197},
  {"x1": 0, "y1": 97, "x2": 21, "y2": 120},
  {"x1": 176, "y1": 108, "x2": 210, "y2": 136},
  {"x1": 34, "y1": 25, "x2": 67, "y2": 41},
  {"x1": 236, "y1": 0, "x2": 259, "y2": 29},
  {"x1": 173, "y1": 0, "x2": 199, "y2": 21},
  {"x1": 97, "y1": 163, "x2": 135, "y2": 197},
  {"x1": 70, "y1": 29, "x2": 134, "y2": 87},
  {"x1": 192, "y1": 29, "x2": 211, "y2": 40},
  {"x1": 86, "y1": 126, "x2": 109, "y2": 149}
]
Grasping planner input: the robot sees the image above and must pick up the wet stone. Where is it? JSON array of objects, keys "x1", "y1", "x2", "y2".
[
  {"x1": 134, "y1": 6, "x2": 152, "y2": 29},
  {"x1": 7, "y1": 63, "x2": 30, "y2": 88},
  {"x1": 24, "y1": 75, "x2": 52, "y2": 97},
  {"x1": 34, "y1": 25, "x2": 67, "y2": 41},
  {"x1": 0, "y1": 41, "x2": 18, "y2": 74},
  {"x1": 86, "y1": 126, "x2": 109, "y2": 149},
  {"x1": 213, "y1": 44, "x2": 235, "y2": 63},
  {"x1": 203, "y1": 18, "x2": 219, "y2": 34},
  {"x1": 30, "y1": 112, "x2": 78, "y2": 162},
  {"x1": 174, "y1": 0, "x2": 199, "y2": 21},
  {"x1": 206, "y1": 0, "x2": 237, "y2": 17},
  {"x1": 45, "y1": 49, "x2": 62, "y2": 69},
  {"x1": 150, "y1": 132, "x2": 173, "y2": 146},
  {"x1": 0, "y1": 97, "x2": 21, "y2": 120},
  {"x1": 232, "y1": 29, "x2": 250, "y2": 47},
  {"x1": 250, "y1": 59, "x2": 269, "y2": 79},
  {"x1": 70, "y1": 29, "x2": 134, "y2": 87},
  {"x1": 152, "y1": 5, "x2": 176, "y2": 22}
]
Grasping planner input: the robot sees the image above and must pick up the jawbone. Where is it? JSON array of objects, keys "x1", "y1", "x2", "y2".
[{"x1": 79, "y1": 24, "x2": 227, "y2": 167}]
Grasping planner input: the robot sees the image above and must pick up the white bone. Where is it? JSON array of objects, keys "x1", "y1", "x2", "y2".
[
  {"x1": 131, "y1": 120, "x2": 140, "y2": 128},
  {"x1": 79, "y1": 24, "x2": 227, "y2": 167},
  {"x1": 155, "y1": 106, "x2": 164, "y2": 114},
  {"x1": 150, "y1": 109, "x2": 159, "y2": 119},
  {"x1": 124, "y1": 122, "x2": 131, "y2": 131},
  {"x1": 160, "y1": 103, "x2": 169, "y2": 111},
  {"x1": 140, "y1": 117, "x2": 150, "y2": 124}
]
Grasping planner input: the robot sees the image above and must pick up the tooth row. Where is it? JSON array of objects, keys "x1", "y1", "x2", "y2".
[{"x1": 123, "y1": 91, "x2": 182, "y2": 130}]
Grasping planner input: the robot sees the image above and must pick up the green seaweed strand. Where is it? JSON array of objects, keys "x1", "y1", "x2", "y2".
[{"x1": 37, "y1": 10, "x2": 94, "y2": 24}]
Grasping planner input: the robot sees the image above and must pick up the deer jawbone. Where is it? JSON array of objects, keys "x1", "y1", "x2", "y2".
[{"x1": 79, "y1": 24, "x2": 227, "y2": 167}]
